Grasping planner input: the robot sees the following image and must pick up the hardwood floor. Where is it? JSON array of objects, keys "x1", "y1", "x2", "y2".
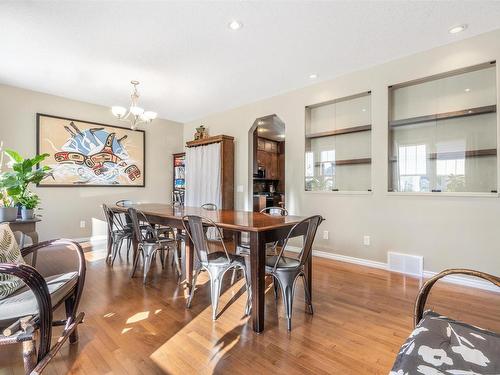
[{"x1": 1, "y1": 242, "x2": 498, "y2": 375}]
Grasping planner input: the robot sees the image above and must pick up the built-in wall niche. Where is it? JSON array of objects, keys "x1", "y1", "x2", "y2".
[
  {"x1": 388, "y1": 61, "x2": 497, "y2": 194},
  {"x1": 304, "y1": 91, "x2": 372, "y2": 192}
]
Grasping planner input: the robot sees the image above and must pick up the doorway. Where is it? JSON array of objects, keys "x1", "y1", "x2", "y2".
[{"x1": 249, "y1": 115, "x2": 285, "y2": 212}]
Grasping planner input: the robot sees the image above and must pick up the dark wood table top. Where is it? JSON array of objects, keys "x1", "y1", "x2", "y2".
[{"x1": 114, "y1": 203, "x2": 306, "y2": 232}]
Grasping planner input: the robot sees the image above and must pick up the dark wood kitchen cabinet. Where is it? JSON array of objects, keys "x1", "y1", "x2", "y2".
[{"x1": 257, "y1": 149, "x2": 278, "y2": 179}]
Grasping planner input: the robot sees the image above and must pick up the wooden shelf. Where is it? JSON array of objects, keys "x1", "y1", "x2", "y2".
[
  {"x1": 306, "y1": 125, "x2": 371, "y2": 139},
  {"x1": 315, "y1": 158, "x2": 371, "y2": 166},
  {"x1": 253, "y1": 178, "x2": 280, "y2": 181},
  {"x1": 389, "y1": 105, "x2": 496, "y2": 128},
  {"x1": 429, "y1": 148, "x2": 497, "y2": 160},
  {"x1": 390, "y1": 148, "x2": 497, "y2": 162}
]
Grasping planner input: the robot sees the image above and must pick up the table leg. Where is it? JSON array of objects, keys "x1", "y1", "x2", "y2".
[
  {"x1": 234, "y1": 231, "x2": 241, "y2": 251},
  {"x1": 250, "y1": 231, "x2": 266, "y2": 333}
]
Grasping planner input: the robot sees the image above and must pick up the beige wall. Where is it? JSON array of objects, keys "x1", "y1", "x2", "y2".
[
  {"x1": 0, "y1": 84, "x2": 183, "y2": 240},
  {"x1": 184, "y1": 29, "x2": 500, "y2": 275}
]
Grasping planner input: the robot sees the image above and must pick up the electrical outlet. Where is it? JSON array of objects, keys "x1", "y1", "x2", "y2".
[
  {"x1": 237, "y1": 185, "x2": 244, "y2": 193},
  {"x1": 80, "y1": 220, "x2": 86, "y2": 229},
  {"x1": 363, "y1": 235, "x2": 370, "y2": 246},
  {"x1": 323, "y1": 230, "x2": 329, "y2": 240}
]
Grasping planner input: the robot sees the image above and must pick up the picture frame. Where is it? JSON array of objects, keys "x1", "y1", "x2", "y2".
[{"x1": 36, "y1": 113, "x2": 146, "y2": 187}]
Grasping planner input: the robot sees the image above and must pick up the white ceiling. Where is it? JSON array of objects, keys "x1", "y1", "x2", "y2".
[{"x1": 2, "y1": 1, "x2": 500, "y2": 123}]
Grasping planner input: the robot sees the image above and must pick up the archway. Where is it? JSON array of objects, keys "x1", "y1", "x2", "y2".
[{"x1": 247, "y1": 115, "x2": 285, "y2": 212}]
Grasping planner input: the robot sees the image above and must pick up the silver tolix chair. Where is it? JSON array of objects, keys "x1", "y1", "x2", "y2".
[
  {"x1": 182, "y1": 215, "x2": 251, "y2": 320},
  {"x1": 102, "y1": 204, "x2": 133, "y2": 265},
  {"x1": 128, "y1": 207, "x2": 181, "y2": 284},
  {"x1": 237, "y1": 206, "x2": 288, "y2": 255},
  {"x1": 266, "y1": 215, "x2": 324, "y2": 331}
]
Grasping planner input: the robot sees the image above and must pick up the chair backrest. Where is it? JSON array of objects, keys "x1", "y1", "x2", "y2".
[
  {"x1": 115, "y1": 200, "x2": 134, "y2": 225},
  {"x1": 201, "y1": 203, "x2": 218, "y2": 211},
  {"x1": 102, "y1": 204, "x2": 114, "y2": 232},
  {"x1": 273, "y1": 215, "x2": 324, "y2": 270},
  {"x1": 182, "y1": 215, "x2": 229, "y2": 264},
  {"x1": 127, "y1": 207, "x2": 155, "y2": 243},
  {"x1": 260, "y1": 206, "x2": 288, "y2": 216},
  {"x1": 103, "y1": 204, "x2": 126, "y2": 231},
  {"x1": 116, "y1": 199, "x2": 133, "y2": 207}
]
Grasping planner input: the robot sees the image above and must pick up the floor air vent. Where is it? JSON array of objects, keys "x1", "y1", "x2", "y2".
[{"x1": 387, "y1": 252, "x2": 423, "y2": 277}]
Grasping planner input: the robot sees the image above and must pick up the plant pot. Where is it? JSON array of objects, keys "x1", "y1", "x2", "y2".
[
  {"x1": 21, "y1": 208, "x2": 35, "y2": 221},
  {"x1": 0, "y1": 207, "x2": 18, "y2": 222}
]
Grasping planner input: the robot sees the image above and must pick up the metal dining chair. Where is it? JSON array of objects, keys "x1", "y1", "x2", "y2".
[
  {"x1": 266, "y1": 215, "x2": 324, "y2": 331},
  {"x1": 182, "y1": 215, "x2": 251, "y2": 320},
  {"x1": 200, "y1": 203, "x2": 218, "y2": 210},
  {"x1": 201, "y1": 203, "x2": 220, "y2": 240},
  {"x1": 128, "y1": 207, "x2": 181, "y2": 284},
  {"x1": 261, "y1": 206, "x2": 288, "y2": 216},
  {"x1": 231, "y1": 206, "x2": 289, "y2": 284},
  {"x1": 103, "y1": 204, "x2": 133, "y2": 265},
  {"x1": 116, "y1": 199, "x2": 133, "y2": 207},
  {"x1": 237, "y1": 206, "x2": 289, "y2": 255}
]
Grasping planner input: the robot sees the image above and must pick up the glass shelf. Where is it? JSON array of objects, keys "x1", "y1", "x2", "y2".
[
  {"x1": 388, "y1": 62, "x2": 497, "y2": 194},
  {"x1": 305, "y1": 92, "x2": 371, "y2": 192}
]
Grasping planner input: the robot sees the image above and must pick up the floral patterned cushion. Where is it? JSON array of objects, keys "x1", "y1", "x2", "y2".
[
  {"x1": 390, "y1": 311, "x2": 500, "y2": 375},
  {"x1": 0, "y1": 224, "x2": 27, "y2": 299}
]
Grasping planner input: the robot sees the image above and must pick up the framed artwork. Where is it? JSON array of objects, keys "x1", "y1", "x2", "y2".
[{"x1": 36, "y1": 113, "x2": 146, "y2": 187}]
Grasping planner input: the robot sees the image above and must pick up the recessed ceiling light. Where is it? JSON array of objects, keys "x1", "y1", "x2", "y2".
[
  {"x1": 309, "y1": 73, "x2": 318, "y2": 79},
  {"x1": 362, "y1": 108, "x2": 367, "y2": 112},
  {"x1": 449, "y1": 24, "x2": 467, "y2": 34},
  {"x1": 228, "y1": 20, "x2": 243, "y2": 30},
  {"x1": 464, "y1": 88, "x2": 471, "y2": 92}
]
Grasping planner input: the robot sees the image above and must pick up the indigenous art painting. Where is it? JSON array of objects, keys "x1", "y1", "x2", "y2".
[{"x1": 37, "y1": 114, "x2": 145, "y2": 187}]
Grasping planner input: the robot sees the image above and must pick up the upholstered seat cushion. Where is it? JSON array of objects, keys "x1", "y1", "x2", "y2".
[
  {"x1": 0, "y1": 224, "x2": 27, "y2": 299},
  {"x1": 265, "y1": 255, "x2": 300, "y2": 270},
  {"x1": 390, "y1": 310, "x2": 500, "y2": 375},
  {"x1": 0, "y1": 272, "x2": 78, "y2": 328}
]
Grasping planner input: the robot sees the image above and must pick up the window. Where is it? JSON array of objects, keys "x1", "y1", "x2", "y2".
[{"x1": 398, "y1": 144, "x2": 428, "y2": 192}]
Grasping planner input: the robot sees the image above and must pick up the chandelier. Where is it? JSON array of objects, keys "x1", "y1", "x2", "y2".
[{"x1": 111, "y1": 80, "x2": 157, "y2": 130}]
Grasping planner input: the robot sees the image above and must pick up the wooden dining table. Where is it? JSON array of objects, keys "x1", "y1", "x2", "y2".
[{"x1": 111, "y1": 203, "x2": 310, "y2": 333}]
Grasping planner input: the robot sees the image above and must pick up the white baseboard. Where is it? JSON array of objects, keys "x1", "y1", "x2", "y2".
[
  {"x1": 286, "y1": 246, "x2": 498, "y2": 293},
  {"x1": 70, "y1": 239, "x2": 496, "y2": 293}
]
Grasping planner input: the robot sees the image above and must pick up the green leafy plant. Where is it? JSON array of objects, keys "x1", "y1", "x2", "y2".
[
  {"x1": 0, "y1": 149, "x2": 52, "y2": 209},
  {"x1": 17, "y1": 193, "x2": 41, "y2": 210},
  {"x1": 0, "y1": 142, "x2": 13, "y2": 207}
]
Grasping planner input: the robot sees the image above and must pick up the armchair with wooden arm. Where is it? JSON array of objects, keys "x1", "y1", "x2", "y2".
[
  {"x1": 414, "y1": 268, "x2": 500, "y2": 326},
  {"x1": 0, "y1": 239, "x2": 86, "y2": 374}
]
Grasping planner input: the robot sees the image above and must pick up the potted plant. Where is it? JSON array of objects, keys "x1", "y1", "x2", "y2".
[
  {"x1": 0, "y1": 148, "x2": 52, "y2": 221},
  {"x1": 0, "y1": 189, "x2": 17, "y2": 222},
  {"x1": 17, "y1": 192, "x2": 40, "y2": 220}
]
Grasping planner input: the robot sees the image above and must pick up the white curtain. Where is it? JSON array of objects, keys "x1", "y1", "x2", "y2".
[{"x1": 185, "y1": 142, "x2": 222, "y2": 208}]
